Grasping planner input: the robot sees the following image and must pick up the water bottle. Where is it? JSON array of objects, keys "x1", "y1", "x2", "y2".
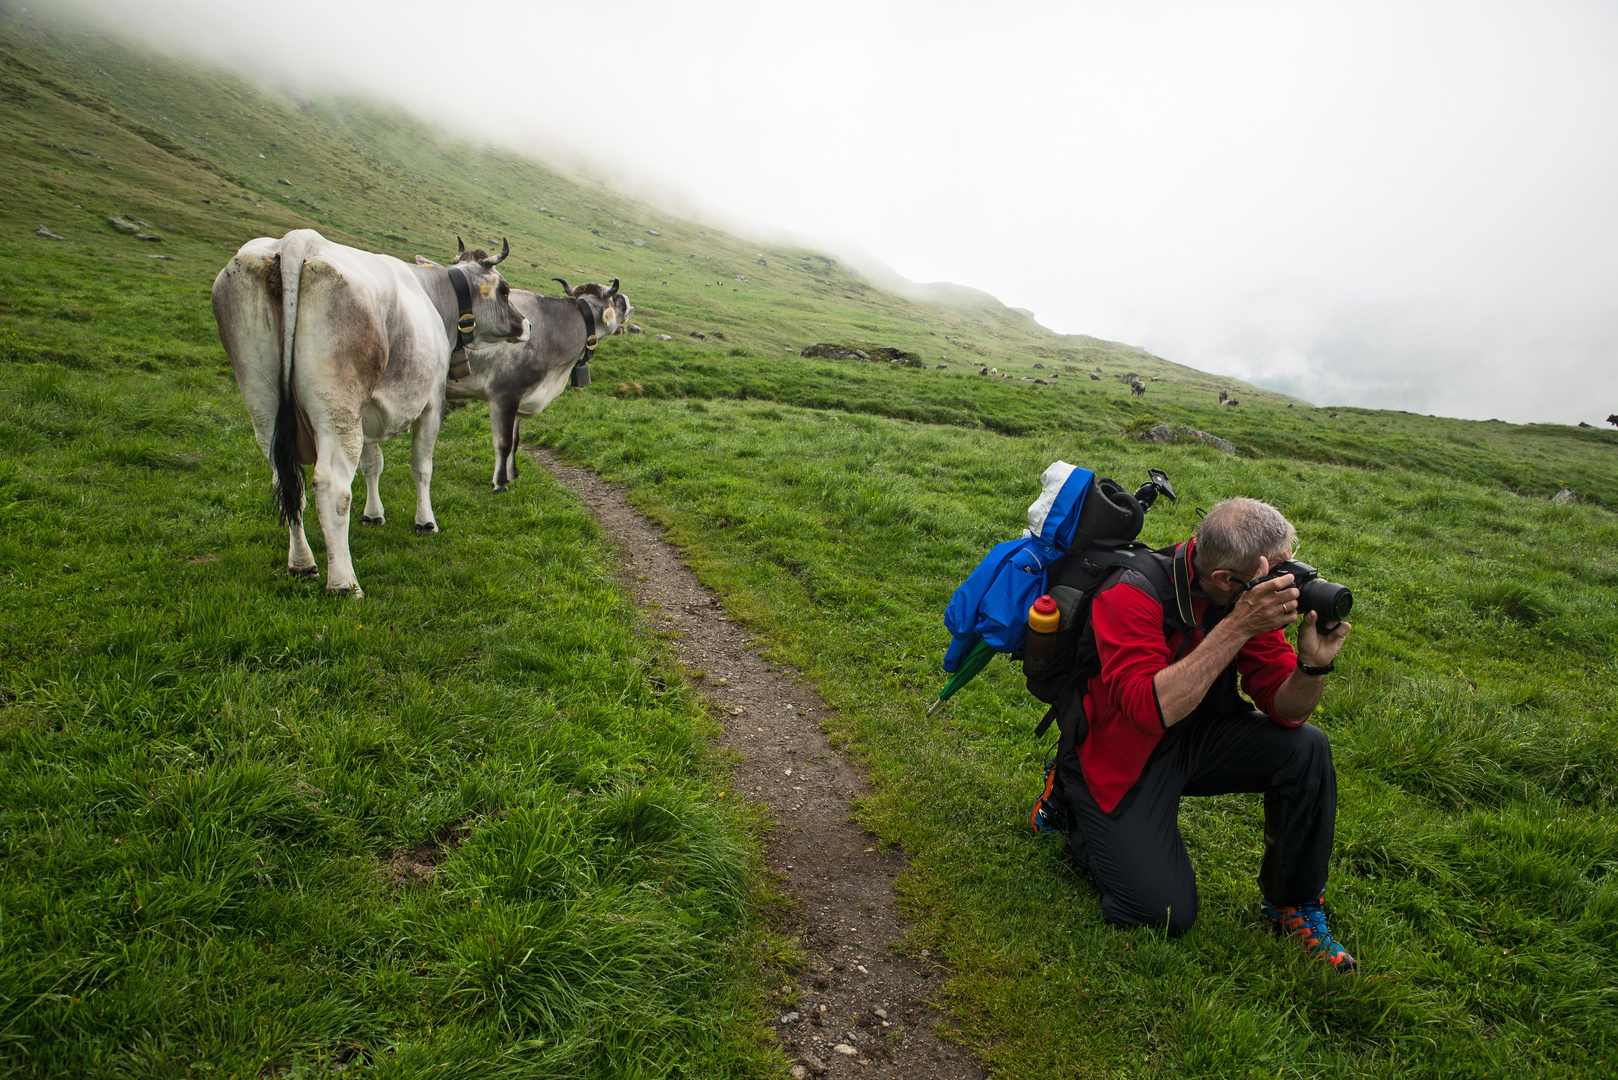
[{"x1": 1023, "y1": 594, "x2": 1061, "y2": 675}]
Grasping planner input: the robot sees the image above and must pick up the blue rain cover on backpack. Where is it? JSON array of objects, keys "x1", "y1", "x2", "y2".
[{"x1": 941, "y1": 461, "x2": 1095, "y2": 671}]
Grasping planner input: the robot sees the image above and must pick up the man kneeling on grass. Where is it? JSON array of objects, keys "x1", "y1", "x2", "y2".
[{"x1": 1058, "y1": 497, "x2": 1356, "y2": 971}]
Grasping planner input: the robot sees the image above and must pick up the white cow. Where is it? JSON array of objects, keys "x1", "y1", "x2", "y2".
[{"x1": 212, "y1": 228, "x2": 530, "y2": 597}]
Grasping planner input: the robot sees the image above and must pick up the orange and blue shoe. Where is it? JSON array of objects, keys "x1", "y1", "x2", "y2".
[{"x1": 1262, "y1": 897, "x2": 1357, "y2": 973}]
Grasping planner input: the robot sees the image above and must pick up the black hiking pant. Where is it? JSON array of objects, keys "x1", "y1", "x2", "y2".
[{"x1": 1059, "y1": 710, "x2": 1336, "y2": 937}]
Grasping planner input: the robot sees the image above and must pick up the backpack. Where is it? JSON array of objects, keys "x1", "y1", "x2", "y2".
[
  {"x1": 941, "y1": 462, "x2": 1170, "y2": 672},
  {"x1": 936, "y1": 462, "x2": 1186, "y2": 836},
  {"x1": 1026, "y1": 540, "x2": 1197, "y2": 833}
]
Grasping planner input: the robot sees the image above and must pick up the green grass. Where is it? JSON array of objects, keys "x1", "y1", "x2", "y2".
[
  {"x1": 531, "y1": 389, "x2": 1618, "y2": 1078},
  {"x1": 0, "y1": 354, "x2": 780, "y2": 1077},
  {"x1": 4, "y1": 6, "x2": 1617, "y2": 1078}
]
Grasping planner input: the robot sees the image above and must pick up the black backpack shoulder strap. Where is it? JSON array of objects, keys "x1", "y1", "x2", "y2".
[
  {"x1": 1131, "y1": 544, "x2": 1197, "y2": 639},
  {"x1": 1030, "y1": 541, "x2": 1196, "y2": 739}
]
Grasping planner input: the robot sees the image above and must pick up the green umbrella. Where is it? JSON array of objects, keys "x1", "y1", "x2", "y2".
[{"x1": 926, "y1": 639, "x2": 997, "y2": 715}]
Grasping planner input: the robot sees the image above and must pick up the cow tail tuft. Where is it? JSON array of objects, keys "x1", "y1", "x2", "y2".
[
  {"x1": 271, "y1": 392, "x2": 303, "y2": 527},
  {"x1": 271, "y1": 246, "x2": 306, "y2": 526}
]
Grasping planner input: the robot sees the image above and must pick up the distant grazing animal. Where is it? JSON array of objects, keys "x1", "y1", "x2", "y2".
[
  {"x1": 1130, "y1": 378, "x2": 1146, "y2": 397},
  {"x1": 449, "y1": 270, "x2": 629, "y2": 492},
  {"x1": 1218, "y1": 388, "x2": 1229, "y2": 403},
  {"x1": 980, "y1": 366, "x2": 989, "y2": 376},
  {"x1": 212, "y1": 229, "x2": 530, "y2": 596},
  {"x1": 690, "y1": 330, "x2": 707, "y2": 341},
  {"x1": 1608, "y1": 413, "x2": 1618, "y2": 427}
]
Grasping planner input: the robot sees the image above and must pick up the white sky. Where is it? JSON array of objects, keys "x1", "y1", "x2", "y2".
[{"x1": 63, "y1": 0, "x2": 1618, "y2": 423}]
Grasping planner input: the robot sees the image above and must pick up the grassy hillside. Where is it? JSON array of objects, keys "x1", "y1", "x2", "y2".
[
  {"x1": 3, "y1": 6, "x2": 1616, "y2": 1079},
  {"x1": 4, "y1": 7, "x2": 1614, "y2": 511}
]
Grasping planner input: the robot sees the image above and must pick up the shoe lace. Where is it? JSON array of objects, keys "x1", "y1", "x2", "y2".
[{"x1": 1271, "y1": 899, "x2": 1329, "y2": 938}]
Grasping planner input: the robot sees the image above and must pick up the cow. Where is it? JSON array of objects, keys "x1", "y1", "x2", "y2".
[
  {"x1": 448, "y1": 272, "x2": 630, "y2": 491},
  {"x1": 1130, "y1": 378, "x2": 1146, "y2": 397},
  {"x1": 212, "y1": 229, "x2": 530, "y2": 597},
  {"x1": 552, "y1": 277, "x2": 631, "y2": 333},
  {"x1": 1218, "y1": 388, "x2": 1229, "y2": 404},
  {"x1": 1608, "y1": 413, "x2": 1617, "y2": 427}
]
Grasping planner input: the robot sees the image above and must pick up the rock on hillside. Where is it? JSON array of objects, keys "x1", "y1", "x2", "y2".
[{"x1": 1132, "y1": 422, "x2": 1238, "y2": 454}]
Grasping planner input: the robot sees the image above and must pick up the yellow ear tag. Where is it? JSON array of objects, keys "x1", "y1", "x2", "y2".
[{"x1": 479, "y1": 278, "x2": 494, "y2": 297}]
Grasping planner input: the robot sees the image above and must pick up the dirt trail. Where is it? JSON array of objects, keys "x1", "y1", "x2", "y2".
[{"x1": 535, "y1": 449, "x2": 983, "y2": 1080}]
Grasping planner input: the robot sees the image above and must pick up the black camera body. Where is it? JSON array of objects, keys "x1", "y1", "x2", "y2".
[{"x1": 1245, "y1": 559, "x2": 1353, "y2": 633}]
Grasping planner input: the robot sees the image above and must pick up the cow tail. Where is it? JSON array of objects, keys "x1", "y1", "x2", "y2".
[{"x1": 271, "y1": 244, "x2": 307, "y2": 527}]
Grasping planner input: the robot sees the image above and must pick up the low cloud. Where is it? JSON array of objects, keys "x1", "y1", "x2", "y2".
[{"x1": 54, "y1": 0, "x2": 1618, "y2": 425}]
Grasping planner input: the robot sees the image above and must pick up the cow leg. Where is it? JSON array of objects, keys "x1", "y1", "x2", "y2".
[
  {"x1": 359, "y1": 440, "x2": 385, "y2": 525},
  {"x1": 508, "y1": 418, "x2": 522, "y2": 482},
  {"x1": 411, "y1": 393, "x2": 445, "y2": 534},
  {"x1": 489, "y1": 396, "x2": 519, "y2": 492},
  {"x1": 312, "y1": 429, "x2": 365, "y2": 598},
  {"x1": 271, "y1": 462, "x2": 319, "y2": 576}
]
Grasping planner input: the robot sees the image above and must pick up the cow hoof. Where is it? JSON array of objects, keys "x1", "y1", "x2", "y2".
[
  {"x1": 414, "y1": 521, "x2": 438, "y2": 535},
  {"x1": 289, "y1": 564, "x2": 318, "y2": 578},
  {"x1": 492, "y1": 483, "x2": 508, "y2": 494},
  {"x1": 360, "y1": 515, "x2": 385, "y2": 526},
  {"x1": 326, "y1": 583, "x2": 364, "y2": 599}
]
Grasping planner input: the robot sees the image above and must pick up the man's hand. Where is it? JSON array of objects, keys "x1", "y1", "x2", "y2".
[
  {"x1": 1296, "y1": 610, "x2": 1351, "y2": 668},
  {"x1": 1226, "y1": 556, "x2": 1302, "y2": 637}
]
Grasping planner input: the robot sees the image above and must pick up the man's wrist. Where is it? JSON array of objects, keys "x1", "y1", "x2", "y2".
[{"x1": 1296, "y1": 657, "x2": 1334, "y2": 677}]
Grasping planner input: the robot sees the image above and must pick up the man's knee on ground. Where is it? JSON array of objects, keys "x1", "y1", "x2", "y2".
[{"x1": 1100, "y1": 887, "x2": 1199, "y2": 937}]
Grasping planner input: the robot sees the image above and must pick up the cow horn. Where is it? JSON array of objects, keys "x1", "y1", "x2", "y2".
[
  {"x1": 552, "y1": 278, "x2": 572, "y2": 295},
  {"x1": 489, "y1": 238, "x2": 509, "y2": 266},
  {"x1": 457, "y1": 236, "x2": 467, "y2": 257},
  {"x1": 604, "y1": 278, "x2": 620, "y2": 298}
]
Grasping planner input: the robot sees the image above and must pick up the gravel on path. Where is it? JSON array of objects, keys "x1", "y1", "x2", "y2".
[{"x1": 535, "y1": 448, "x2": 984, "y2": 1080}]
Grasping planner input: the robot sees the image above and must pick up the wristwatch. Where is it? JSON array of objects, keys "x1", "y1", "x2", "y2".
[{"x1": 1297, "y1": 658, "x2": 1334, "y2": 676}]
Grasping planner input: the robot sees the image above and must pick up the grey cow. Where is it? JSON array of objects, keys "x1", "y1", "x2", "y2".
[{"x1": 442, "y1": 259, "x2": 630, "y2": 490}]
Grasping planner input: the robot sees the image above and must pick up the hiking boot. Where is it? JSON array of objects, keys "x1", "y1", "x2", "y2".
[
  {"x1": 1261, "y1": 897, "x2": 1357, "y2": 973},
  {"x1": 1030, "y1": 756, "x2": 1066, "y2": 834}
]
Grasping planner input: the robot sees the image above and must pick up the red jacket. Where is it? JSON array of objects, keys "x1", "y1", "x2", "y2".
[{"x1": 1076, "y1": 541, "x2": 1301, "y2": 813}]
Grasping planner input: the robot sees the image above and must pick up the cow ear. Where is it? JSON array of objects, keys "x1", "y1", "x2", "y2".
[{"x1": 415, "y1": 255, "x2": 440, "y2": 267}]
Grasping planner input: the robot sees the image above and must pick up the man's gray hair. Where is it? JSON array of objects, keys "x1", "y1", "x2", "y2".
[{"x1": 1193, "y1": 498, "x2": 1297, "y2": 576}]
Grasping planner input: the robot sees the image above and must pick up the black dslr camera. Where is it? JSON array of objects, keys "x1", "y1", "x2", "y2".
[{"x1": 1244, "y1": 560, "x2": 1353, "y2": 634}]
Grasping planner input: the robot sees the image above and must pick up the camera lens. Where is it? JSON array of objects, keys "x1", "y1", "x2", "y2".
[{"x1": 1299, "y1": 579, "x2": 1353, "y2": 622}]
